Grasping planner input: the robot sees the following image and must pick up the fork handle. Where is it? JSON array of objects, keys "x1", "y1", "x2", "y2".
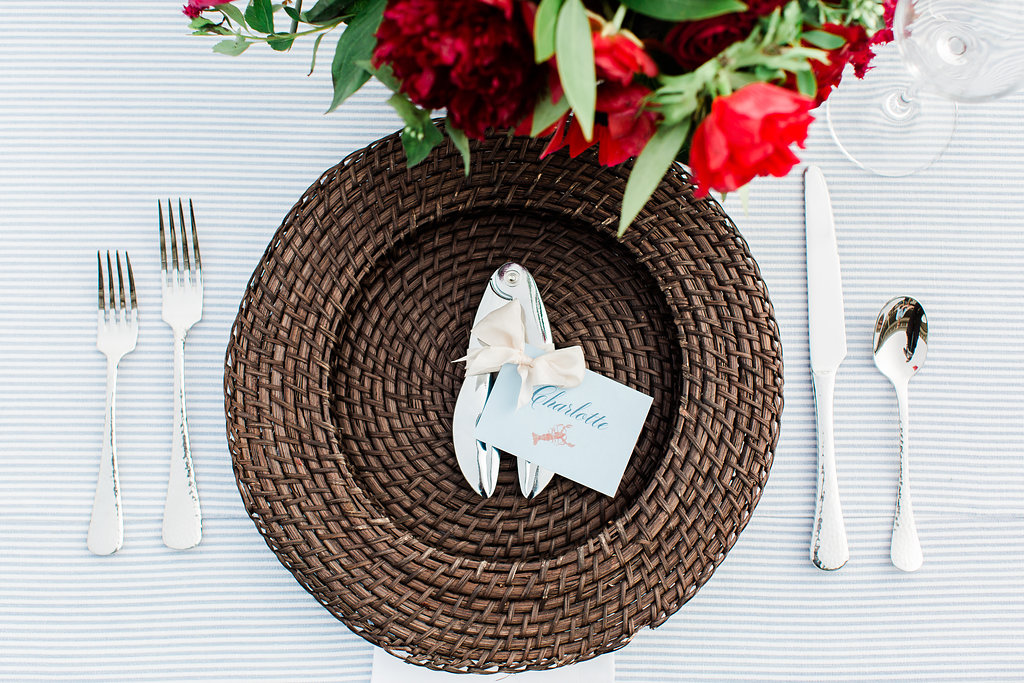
[
  {"x1": 162, "y1": 331, "x2": 202, "y2": 550},
  {"x1": 88, "y1": 359, "x2": 124, "y2": 556}
]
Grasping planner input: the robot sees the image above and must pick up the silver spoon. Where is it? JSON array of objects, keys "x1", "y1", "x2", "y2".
[{"x1": 872, "y1": 296, "x2": 928, "y2": 572}]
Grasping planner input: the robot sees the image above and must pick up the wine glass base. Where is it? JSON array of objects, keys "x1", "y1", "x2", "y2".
[{"x1": 826, "y1": 44, "x2": 958, "y2": 177}]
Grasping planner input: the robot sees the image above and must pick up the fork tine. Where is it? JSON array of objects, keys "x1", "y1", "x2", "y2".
[
  {"x1": 126, "y1": 253, "x2": 137, "y2": 311},
  {"x1": 159, "y1": 201, "x2": 168, "y2": 273},
  {"x1": 189, "y1": 199, "x2": 201, "y2": 274},
  {"x1": 106, "y1": 252, "x2": 116, "y2": 313},
  {"x1": 178, "y1": 199, "x2": 191, "y2": 273},
  {"x1": 168, "y1": 199, "x2": 180, "y2": 273},
  {"x1": 116, "y1": 252, "x2": 127, "y2": 312},
  {"x1": 97, "y1": 251, "x2": 105, "y2": 310}
]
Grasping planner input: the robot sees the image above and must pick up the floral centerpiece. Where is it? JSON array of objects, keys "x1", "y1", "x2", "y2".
[{"x1": 185, "y1": 0, "x2": 892, "y2": 232}]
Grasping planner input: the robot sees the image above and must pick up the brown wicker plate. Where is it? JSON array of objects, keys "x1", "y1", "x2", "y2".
[{"x1": 224, "y1": 129, "x2": 783, "y2": 673}]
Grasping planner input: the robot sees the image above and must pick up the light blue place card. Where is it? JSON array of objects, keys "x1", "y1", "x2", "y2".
[{"x1": 475, "y1": 357, "x2": 653, "y2": 497}]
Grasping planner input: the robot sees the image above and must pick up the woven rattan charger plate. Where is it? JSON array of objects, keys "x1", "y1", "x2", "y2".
[{"x1": 224, "y1": 129, "x2": 783, "y2": 673}]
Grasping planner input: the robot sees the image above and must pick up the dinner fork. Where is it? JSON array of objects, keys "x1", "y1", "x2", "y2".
[
  {"x1": 159, "y1": 199, "x2": 203, "y2": 550},
  {"x1": 88, "y1": 251, "x2": 137, "y2": 556}
]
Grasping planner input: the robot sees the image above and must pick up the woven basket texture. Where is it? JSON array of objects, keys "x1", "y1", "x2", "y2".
[{"x1": 224, "y1": 128, "x2": 783, "y2": 673}]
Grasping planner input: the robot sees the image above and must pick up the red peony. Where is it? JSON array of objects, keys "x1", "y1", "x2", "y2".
[
  {"x1": 689, "y1": 83, "x2": 814, "y2": 196},
  {"x1": 665, "y1": 0, "x2": 789, "y2": 71},
  {"x1": 592, "y1": 31, "x2": 658, "y2": 86},
  {"x1": 183, "y1": 0, "x2": 232, "y2": 19},
  {"x1": 372, "y1": 0, "x2": 543, "y2": 139}
]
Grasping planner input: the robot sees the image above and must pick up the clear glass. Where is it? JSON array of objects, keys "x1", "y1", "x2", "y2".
[{"x1": 828, "y1": 0, "x2": 1024, "y2": 177}]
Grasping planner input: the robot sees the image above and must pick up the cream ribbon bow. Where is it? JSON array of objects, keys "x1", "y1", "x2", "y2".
[{"x1": 458, "y1": 300, "x2": 586, "y2": 409}]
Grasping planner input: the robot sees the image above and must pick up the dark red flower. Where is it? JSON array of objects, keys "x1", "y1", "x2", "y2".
[
  {"x1": 182, "y1": 0, "x2": 231, "y2": 19},
  {"x1": 373, "y1": 0, "x2": 543, "y2": 139},
  {"x1": 540, "y1": 83, "x2": 658, "y2": 166},
  {"x1": 592, "y1": 31, "x2": 658, "y2": 86},
  {"x1": 689, "y1": 83, "x2": 814, "y2": 196},
  {"x1": 872, "y1": 0, "x2": 899, "y2": 44},
  {"x1": 809, "y1": 23, "x2": 875, "y2": 104},
  {"x1": 665, "y1": 0, "x2": 789, "y2": 71}
]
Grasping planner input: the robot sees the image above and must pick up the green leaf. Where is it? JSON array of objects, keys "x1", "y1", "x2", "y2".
[
  {"x1": 212, "y1": 36, "x2": 251, "y2": 56},
  {"x1": 620, "y1": 0, "x2": 746, "y2": 21},
  {"x1": 189, "y1": 17, "x2": 215, "y2": 29},
  {"x1": 282, "y1": 5, "x2": 303, "y2": 22},
  {"x1": 326, "y1": 0, "x2": 386, "y2": 113},
  {"x1": 555, "y1": 0, "x2": 595, "y2": 140},
  {"x1": 308, "y1": 31, "x2": 326, "y2": 75},
  {"x1": 795, "y1": 68, "x2": 817, "y2": 97},
  {"x1": 245, "y1": 0, "x2": 274, "y2": 33},
  {"x1": 352, "y1": 59, "x2": 401, "y2": 90},
  {"x1": 801, "y1": 29, "x2": 846, "y2": 50},
  {"x1": 388, "y1": 94, "x2": 443, "y2": 166},
  {"x1": 618, "y1": 122, "x2": 690, "y2": 236},
  {"x1": 219, "y1": 2, "x2": 247, "y2": 28},
  {"x1": 402, "y1": 123, "x2": 443, "y2": 167},
  {"x1": 388, "y1": 92, "x2": 421, "y2": 124},
  {"x1": 268, "y1": 33, "x2": 295, "y2": 51},
  {"x1": 534, "y1": 0, "x2": 563, "y2": 62},
  {"x1": 305, "y1": 0, "x2": 357, "y2": 22},
  {"x1": 446, "y1": 118, "x2": 471, "y2": 176},
  {"x1": 531, "y1": 90, "x2": 570, "y2": 136}
]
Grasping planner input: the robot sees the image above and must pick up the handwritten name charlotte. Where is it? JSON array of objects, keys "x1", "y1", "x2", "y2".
[{"x1": 531, "y1": 385, "x2": 610, "y2": 430}]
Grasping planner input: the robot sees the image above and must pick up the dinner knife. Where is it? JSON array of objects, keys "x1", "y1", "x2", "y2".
[
  {"x1": 452, "y1": 263, "x2": 522, "y2": 497},
  {"x1": 804, "y1": 165, "x2": 851, "y2": 571},
  {"x1": 509, "y1": 268, "x2": 557, "y2": 498}
]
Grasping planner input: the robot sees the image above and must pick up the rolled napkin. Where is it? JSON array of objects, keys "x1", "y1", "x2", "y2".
[{"x1": 457, "y1": 301, "x2": 586, "y2": 408}]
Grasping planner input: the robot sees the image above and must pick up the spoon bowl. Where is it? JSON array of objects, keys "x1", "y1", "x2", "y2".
[
  {"x1": 873, "y1": 296, "x2": 928, "y2": 572},
  {"x1": 873, "y1": 297, "x2": 928, "y2": 383}
]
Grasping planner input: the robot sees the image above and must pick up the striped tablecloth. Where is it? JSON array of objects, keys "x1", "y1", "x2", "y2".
[{"x1": 3, "y1": 3, "x2": 1023, "y2": 680}]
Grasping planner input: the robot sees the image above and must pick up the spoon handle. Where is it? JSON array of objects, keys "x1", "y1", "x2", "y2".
[
  {"x1": 810, "y1": 370, "x2": 850, "y2": 570},
  {"x1": 891, "y1": 383, "x2": 923, "y2": 572}
]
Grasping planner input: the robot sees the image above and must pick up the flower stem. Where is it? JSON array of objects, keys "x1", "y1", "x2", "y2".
[
  {"x1": 611, "y1": 5, "x2": 627, "y2": 32},
  {"x1": 290, "y1": 0, "x2": 303, "y2": 34},
  {"x1": 238, "y1": 17, "x2": 345, "y2": 43}
]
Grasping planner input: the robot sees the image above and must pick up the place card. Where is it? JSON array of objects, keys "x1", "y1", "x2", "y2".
[{"x1": 475, "y1": 354, "x2": 653, "y2": 497}]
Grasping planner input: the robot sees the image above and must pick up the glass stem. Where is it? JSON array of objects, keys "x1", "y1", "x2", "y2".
[{"x1": 884, "y1": 83, "x2": 922, "y2": 121}]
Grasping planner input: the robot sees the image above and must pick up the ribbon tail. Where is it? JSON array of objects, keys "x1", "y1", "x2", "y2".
[
  {"x1": 516, "y1": 366, "x2": 532, "y2": 409},
  {"x1": 515, "y1": 365, "x2": 533, "y2": 411}
]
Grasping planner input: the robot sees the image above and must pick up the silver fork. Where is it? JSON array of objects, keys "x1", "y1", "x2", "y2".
[
  {"x1": 159, "y1": 199, "x2": 203, "y2": 550},
  {"x1": 88, "y1": 251, "x2": 138, "y2": 556}
]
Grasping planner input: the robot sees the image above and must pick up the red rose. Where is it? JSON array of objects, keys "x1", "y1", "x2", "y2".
[
  {"x1": 598, "y1": 84, "x2": 659, "y2": 164},
  {"x1": 373, "y1": 0, "x2": 543, "y2": 139},
  {"x1": 539, "y1": 83, "x2": 658, "y2": 166},
  {"x1": 689, "y1": 83, "x2": 814, "y2": 196},
  {"x1": 665, "y1": 0, "x2": 789, "y2": 71},
  {"x1": 809, "y1": 23, "x2": 875, "y2": 104},
  {"x1": 592, "y1": 31, "x2": 658, "y2": 86}
]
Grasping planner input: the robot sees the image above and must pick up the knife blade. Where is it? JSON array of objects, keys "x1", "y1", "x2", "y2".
[
  {"x1": 805, "y1": 165, "x2": 850, "y2": 571},
  {"x1": 509, "y1": 267, "x2": 557, "y2": 498},
  {"x1": 452, "y1": 263, "x2": 529, "y2": 497}
]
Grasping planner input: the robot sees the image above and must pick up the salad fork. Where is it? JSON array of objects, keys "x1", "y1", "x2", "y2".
[
  {"x1": 88, "y1": 251, "x2": 137, "y2": 556},
  {"x1": 159, "y1": 199, "x2": 203, "y2": 550}
]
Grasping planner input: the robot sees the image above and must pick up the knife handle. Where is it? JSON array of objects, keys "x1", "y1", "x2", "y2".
[{"x1": 810, "y1": 370, "x2": 849, "y2": 571}]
